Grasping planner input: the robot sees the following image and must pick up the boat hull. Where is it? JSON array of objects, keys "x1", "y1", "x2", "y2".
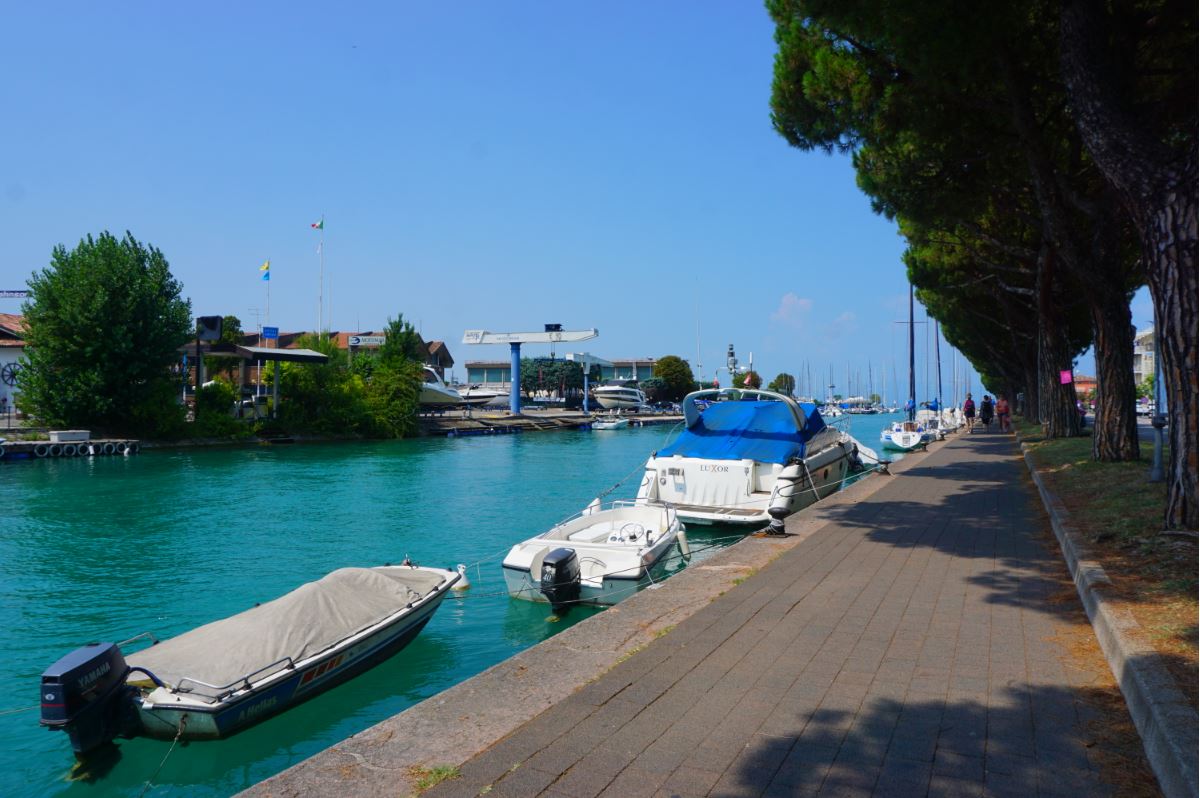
[
  {"x1": 134, "y1": 571, "x2": 454, "y2": 741},
  {"x1": 502, "y1": 533, "x2": 679, "y2": 606},
  {"x1": 637, "y1": 440, "x2": 854, "y2": 526}
]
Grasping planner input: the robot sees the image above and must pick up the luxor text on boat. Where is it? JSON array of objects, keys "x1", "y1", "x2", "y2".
[{"x1": 635, "y1": 388, "x2": 873, "y2": 533}]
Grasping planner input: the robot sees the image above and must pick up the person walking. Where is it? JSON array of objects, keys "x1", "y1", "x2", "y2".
[
  {"x1": 980, "y1": 395, "x2": 995, "y2": 430},
  {"x1": 963, "y1": 393, "x2": 976, "y2": 433},
  {"x1": 996, "y1": 394, "x2": 1011, "y2": 432}
]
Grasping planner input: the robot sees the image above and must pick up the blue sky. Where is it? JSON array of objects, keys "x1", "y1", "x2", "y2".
[{"x1": 2, "y1": 2, "x2": 1134, "y2": 399}]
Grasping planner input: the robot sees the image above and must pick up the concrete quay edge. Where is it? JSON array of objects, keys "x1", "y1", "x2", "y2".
[
  {"x1": 1020, "y1": 443, "x2": 1197, "y2": 798},
  {"x1": 241, "y1": 438, "x2": 934, "y2": 797}
]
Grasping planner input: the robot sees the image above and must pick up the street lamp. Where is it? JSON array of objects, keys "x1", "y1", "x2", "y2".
[{"x1": 1148, "y1": 318, "x2": 1165, "y2": 483}]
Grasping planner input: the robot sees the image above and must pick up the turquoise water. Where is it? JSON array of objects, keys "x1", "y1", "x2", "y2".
[
  {"x1": 0, "y1": 423, "x2": 740, "y2": 797},
  {"x1": 0, "y1": 414, "x2": 902, "y2": 797}
]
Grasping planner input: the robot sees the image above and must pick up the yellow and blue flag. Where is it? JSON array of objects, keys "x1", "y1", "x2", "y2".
[{"x1": 260, "y1": 260, "x2": 270, "y2": 281}]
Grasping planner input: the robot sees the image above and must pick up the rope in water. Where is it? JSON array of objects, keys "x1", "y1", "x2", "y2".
[{"x1": 137, "y1": 715, "x2": 186, "y2": 798}]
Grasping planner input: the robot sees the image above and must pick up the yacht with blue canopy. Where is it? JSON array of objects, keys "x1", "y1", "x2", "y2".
[{"x1": 635, "y1": 388, "x2": 871, "y2": 533}]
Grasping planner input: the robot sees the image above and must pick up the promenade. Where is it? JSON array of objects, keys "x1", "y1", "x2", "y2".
[{"x1": 426, "y1": 432, "x2": 1149, "y2": 797}]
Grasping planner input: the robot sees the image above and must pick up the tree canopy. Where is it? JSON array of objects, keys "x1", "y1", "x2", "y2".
[
  {"x1": 18, "y1": 231, "x2": 192, "y2": 435},
  {"x1": 652, "y1": 356, "x2": 696, "y2": 401},
  {"x1": 767, "y1": 0, "x2": 1197, "y2": 527},
  {"x1": 768, "y1": 372, "x2": 796, "y2": 396}
]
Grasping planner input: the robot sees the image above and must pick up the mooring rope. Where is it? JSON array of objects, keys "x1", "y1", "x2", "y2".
[{"x1": 137, "y1": 715, "x2": 186, "y2": 798}]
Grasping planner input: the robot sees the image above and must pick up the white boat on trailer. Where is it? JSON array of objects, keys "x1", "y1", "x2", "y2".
[
  {"x1": 40, "y1": 564, "x2": 458, "y2": 757},
  {"x1": 593, "y1": 380, "x2": 647, "y2": 411},
  {"x1": 635, "y1": 388, "x2": 870, "y2": 534},
  {"x1": 502, "y1": 501, "x2": 687, "y2": 610}
]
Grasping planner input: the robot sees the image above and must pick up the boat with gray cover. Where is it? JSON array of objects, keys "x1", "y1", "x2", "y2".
[{"x1": 39, "y1": 564, "x2": 458, "y2": 756}]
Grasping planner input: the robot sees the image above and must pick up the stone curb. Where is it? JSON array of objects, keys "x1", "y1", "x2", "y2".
[
  {"x1": 1019, "y1": 441, "x2": 1197, "y2": 798},
  {"x1": 241, "y1": 439, "x2": 937, "y2": 796}
]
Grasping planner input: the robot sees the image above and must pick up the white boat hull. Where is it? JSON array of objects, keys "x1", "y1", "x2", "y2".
[
  {"x1": 502, "y1": 503, "x2": 684, "y2": 606},
  {"x1": 635, "y1": 438, "x2": 855, "y2": 526}
]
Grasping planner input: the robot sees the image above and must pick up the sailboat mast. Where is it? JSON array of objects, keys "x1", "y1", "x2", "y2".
[
  {"x1": 935, "y1": 322, "x2": 943, "y2": 410},
  {"x1": 908, "y1": 285, "x2": 916, "y2": 421}
]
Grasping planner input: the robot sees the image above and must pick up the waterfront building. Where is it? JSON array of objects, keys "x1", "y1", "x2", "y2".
[
  {"x1": 0, "y1": 313, "x2": 25, "y2": 415},
  {"x1": 465, "y1": 356, "x2": 654, "y2": 392},
  {"x1": 1133, "y1": 328, "x2": 1155, "y2": 386}
]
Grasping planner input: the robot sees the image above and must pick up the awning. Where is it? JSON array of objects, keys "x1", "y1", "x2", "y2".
[{"x1": 179, "y1": 343, "x2": 328, "y2": 364}]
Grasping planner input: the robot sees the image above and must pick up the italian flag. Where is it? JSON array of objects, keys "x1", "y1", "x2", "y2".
[{"x1": 311, "y1": 218, "x2": 324, "y2": 230}]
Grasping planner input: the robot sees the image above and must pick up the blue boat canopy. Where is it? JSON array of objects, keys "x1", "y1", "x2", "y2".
[{"x1": 657, "y1": 400, "x2": 827, "y2": 464}]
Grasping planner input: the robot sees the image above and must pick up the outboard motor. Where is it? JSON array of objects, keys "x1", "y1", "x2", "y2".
[
  {"x1": 539, "y1": 548, "x2": 581, "y2": 613},
  {"x1": 41, "y1": 642, "x2": 138, "y2": 757}
]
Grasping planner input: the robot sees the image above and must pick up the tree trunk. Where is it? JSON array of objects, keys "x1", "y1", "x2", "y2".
[
  {"x1": 1038, "y1": 247, "x2": 1081, "y2": 438},
  {"x1": 1060, "y1": 0, "x2": 1198, "y2": 528},
  {"x1": 1089, "y1": 287, "x2": 1139, "y2": 460}
]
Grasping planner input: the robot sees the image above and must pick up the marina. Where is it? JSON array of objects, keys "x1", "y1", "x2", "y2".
[{"x1": 1, "y1": 413, "x2": 909, "y2": 796}]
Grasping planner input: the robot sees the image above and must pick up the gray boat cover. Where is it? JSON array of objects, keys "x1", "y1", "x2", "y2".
[{"x1": 126, "y1": 566, "x2": 446, "y2": 699}]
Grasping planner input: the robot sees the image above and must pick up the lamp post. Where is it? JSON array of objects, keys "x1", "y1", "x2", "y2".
[{"x1": 1146, "y1": 318, "x2": 1165, "y2": 482}]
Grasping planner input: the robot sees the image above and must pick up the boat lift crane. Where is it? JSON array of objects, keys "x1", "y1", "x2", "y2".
[{"x1": 462, "y1": 325, "x2": 598, "y2": 414}]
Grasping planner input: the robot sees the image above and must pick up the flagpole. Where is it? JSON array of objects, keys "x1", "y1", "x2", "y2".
[
  {"x1": 318, "y1": 220, "x2": 324, "y2": 339},
  {"x1": 266, "y1": 257, "x2": 270, "y2": 325}
]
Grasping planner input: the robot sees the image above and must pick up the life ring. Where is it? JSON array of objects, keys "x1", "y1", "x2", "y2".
[
  {"x1": 102, "y1": 442, "x2": 116, "y2": 455},
  {"x1": 48, "y1": 444, "x2": 62, "y2": 457},
  {"x1": 62, "y1": 444, "x2": 77, "y2": 457},
  {"x1": 34, "y1": 443, "x2": 49, "y2": 457},
  {"x1": 115, "y1": 442, "x2": 128, "y2": 455}
]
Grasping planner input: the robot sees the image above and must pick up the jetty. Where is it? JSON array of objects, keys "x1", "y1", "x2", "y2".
[
  {"x1": 0, "y1": 437, "x2": 139, "y2": 461},
  {"x1": 417, "y1": 410, "x2": 682, "y2": 437}
]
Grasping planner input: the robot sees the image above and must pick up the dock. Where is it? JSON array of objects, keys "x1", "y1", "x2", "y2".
[
  {"x1": 0, "y1": 438, "x2": 140, "y2": 460},
  {"x1": 417, "y1": 409, "x2": 683, "y2": 437}
]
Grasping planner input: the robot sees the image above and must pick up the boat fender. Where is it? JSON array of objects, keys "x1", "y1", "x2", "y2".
[
  {"x1": 34, "y1": 443, "x2": 49, "y2": 457},
  {"x1": 62, "y1": 444, "x2": 77, "y2": 457},
  {"x1": 452, "y1": 564, "x2": 470, "y2": 589},
  {"x1": 115, "y1": 442, "x2": 128, "y2": 455},
  {"x1": 102, "y1": 443, "x2": 116, "y2": 455},
  {"x1": 676, "y1": 527, "x2": 691, "y2": 559},
  {"x1": 49, "y1": 444, "x2": 62, "y2": 457},
  {"x1": 0, "y1": 443, "x2": 5, "y2": 459}
]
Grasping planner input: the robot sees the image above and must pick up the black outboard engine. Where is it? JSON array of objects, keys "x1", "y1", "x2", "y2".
[
  {"x1": 41, "y1": 642, "x2": 138, "y2": 757},
  {"x1": 539, "y1": 548, "x2": 581, "y2": 613}
]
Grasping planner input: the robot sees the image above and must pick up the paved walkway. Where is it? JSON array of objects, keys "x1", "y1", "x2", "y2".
[{"x1": 427, "y1": 432, "x2": 1145, "y2": 798}]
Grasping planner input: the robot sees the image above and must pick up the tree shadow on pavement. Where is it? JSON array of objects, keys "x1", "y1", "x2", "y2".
[{"x1": 717, "y1": 675, "x2": 1162, "y2": 797}]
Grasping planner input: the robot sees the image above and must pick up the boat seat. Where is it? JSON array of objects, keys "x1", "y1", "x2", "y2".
[{"x1": 568, "y1": 521, "x2": 620, "y2": 543}]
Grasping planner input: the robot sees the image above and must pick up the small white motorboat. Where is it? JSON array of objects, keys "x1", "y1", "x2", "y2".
[
  {"x1": 41, "y1": 564, "x2": 458, "y2": 757},
  {"x1": 880, "y1": 420, "x2": 929, "y2": 451},
  {"x1": 591, "y1": 417, "x2": 629, "y2": 430},
  {"x1": 502, "y1": 501, "x2": 687, "y2": 609},
  {"x1": 455, "y1": 385, "x2": 507, "y2": 407}
]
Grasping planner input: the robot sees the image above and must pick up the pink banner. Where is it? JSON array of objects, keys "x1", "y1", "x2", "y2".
[{"x1": 1060, "y1": 370, "x2": 1073, "y2": 385}]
